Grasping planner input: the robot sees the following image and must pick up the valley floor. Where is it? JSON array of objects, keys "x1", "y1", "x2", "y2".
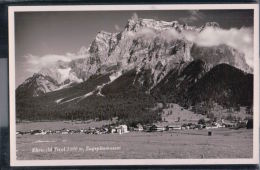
[{"x1": 16, "y1": 125, "x2": 253, "y2": 159}]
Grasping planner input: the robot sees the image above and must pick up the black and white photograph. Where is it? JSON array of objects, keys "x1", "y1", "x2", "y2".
[{"x1": 9, "y1": 4, "x2": 259, "y2": 166}]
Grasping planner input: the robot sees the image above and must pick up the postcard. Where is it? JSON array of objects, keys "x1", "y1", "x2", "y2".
[{"x1": 9, "y1": 4, "x2": 259, "y2": 166}]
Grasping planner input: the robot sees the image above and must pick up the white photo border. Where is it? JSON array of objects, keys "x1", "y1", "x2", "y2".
[{"x1": 8, "y1": 4, "x2": 259, "y2": 166}]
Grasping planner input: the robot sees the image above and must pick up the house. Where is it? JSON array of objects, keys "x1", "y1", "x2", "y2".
[
  {"x1": 46, "y1": 130, "x2": 52, "y2": 134},
  {"x1": 61, "y1": 129, "x2": 69, "y2": 135},
  {"x1": 54, "y1": 130, "x2": 61, "y2": 134},
  {"x1": 69, "y1": 130, "x2": 76, "y2": 134},
  {"x1": 115, "y1": 125, "x2": 129, "y2": 134},
  {"x1": 181, "y1": 125, "x2": 190, "y2": 130},
  {"x1": 102, "y1": 127, "x2": 109, "y2": 133},
  {"x1": 205, "y1": 126, "x2": 218, "y2": 129},
  {"x1": 88, "y1": 127, "x2": 96, "y2": 134},
  {"x1": 222, "y1": 122, "x2": 237, "y2": 128},
  {"x1": 94, "y1": 130, "x2": 101, "y2": 135},
  {"x1": 189, "y1": 124, "x2": 196, "y2": 129},
  {"x1": 134, "y1": 123, "x2": 144, "y2": 131},
  {"x1": 16, "y1": 131, "x2": 22, "y2": 135},
  {"x1": 214, "y1": 122, "x2": 224, "y2": 128},
  {"x1": 166, "y1": 125, "x2": 181, "y2": 131},
  {"x1": 109, "y1": 127, "x2": 116, "y2": 134},
  {"x1": 150, "y1": 125, "x2": 165, "y2": 132},
  {"x1": 143, "y1": 125, "x2": 153, "y2": 132},
  {"x1": 31, "y1": 129, "x2": 47, "y2": 135}
]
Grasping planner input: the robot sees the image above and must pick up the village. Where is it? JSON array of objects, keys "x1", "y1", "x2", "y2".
[
  {"x1": 16, "y1": 118, "x2": 252, "y2": 136},
  {"x1": 15, "y1": 104, "x2": 253, "y2": 160},
  {"x1": 16, "y1": 103, "x2": 253, "y2": 136}
]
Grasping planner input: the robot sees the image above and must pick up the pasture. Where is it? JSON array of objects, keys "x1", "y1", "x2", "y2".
[{"x1": 16, "y1": 124, "x2": 253, "y2": 160}]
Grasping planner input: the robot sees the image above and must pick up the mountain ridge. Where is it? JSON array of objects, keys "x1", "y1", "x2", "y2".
[{"x1": 16, "y1": 16, "x2": 254, "y2": 125}]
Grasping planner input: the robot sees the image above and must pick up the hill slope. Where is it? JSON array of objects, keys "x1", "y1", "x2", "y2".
[{"x1": 187, "y1": 63, "x2": 253, "y2": 107}]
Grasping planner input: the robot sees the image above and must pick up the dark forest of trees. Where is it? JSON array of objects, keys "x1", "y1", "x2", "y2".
[{"x1": 16, "y1": 70, "x2": 161, "y2": 126}]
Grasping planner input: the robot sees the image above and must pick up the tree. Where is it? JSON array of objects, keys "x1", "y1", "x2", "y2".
[
  {"x1": 198, "y1": 118, "x2": 206, "y2": 125},
  {"x1": 246, "y1": 106, "x2": 253, "y2": 115},
  {"x1": 246, "y1": 119, "x2": 253, "y2": 129}
]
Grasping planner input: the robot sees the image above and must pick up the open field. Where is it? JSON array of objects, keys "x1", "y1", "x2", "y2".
[
  {"x1": 16, "y1": 120, "x2": 112, "y2": 132},
  {"x1": 161, "y1": 103, "x2": 252, "y2": 125},
  {"x1": 161, "y1": 103, "x2": 205, "y2": 125},
  {"x1": 16, "y1": 127, "x2": 253, "y2": 160}
]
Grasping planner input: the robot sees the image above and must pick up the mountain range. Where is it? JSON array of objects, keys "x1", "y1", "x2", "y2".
[{"x1": 16, "y1": 17, "x2": 253, "y2": 124}]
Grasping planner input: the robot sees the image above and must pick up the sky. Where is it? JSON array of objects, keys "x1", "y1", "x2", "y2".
[{"x1": 15, "y1": 9, "x2": 254, "y2": 86}]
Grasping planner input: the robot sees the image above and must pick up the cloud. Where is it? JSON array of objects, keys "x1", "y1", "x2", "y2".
[
  {"x1": 24, "y1": 49, "x2": 87, "y2": 74},
  {"x1": 114, "y1": 24, "x2": 121, "y2": 31},
  {"x1": 160, "y1": 29, "x2": 182, "y2": 42},
  {"x1": 135, "y1": 28, "x2": 157, "y2": 40},
  {"x1": 131, "y1": 12, "x2": 139, "y2": 21},
  {"x1": 24, "y1": 54, "x2": 71, "y2": 73},
  {"x1": 183, "y1": 27, "x2": 254, "y2": 67},
  {"x1": 180, "y1": 10, "x2": 205, "y2": 24}
]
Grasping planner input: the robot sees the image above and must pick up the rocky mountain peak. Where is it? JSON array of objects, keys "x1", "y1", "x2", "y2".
[
  {"x1": 95, "y1": 31, "x2": 112, "y2": 40},
  {"x1": 191, "y1": 43, "x2": 253, "y2": 73},
  {"x1": 16, "y1": 73, "x2": 60, "y2": 98},
  {"x1": 201, "y1": 22, "x2": 220, "y2": 30},
  {"x1": 125, "y1": 17, "x2": 182, "y2": 32},
  {"x1": 17, "y1": 17, "x2": 252, "y2": 97},
  {"x1": 55, "y1": 60, "x2": 69, "y2": 69},
  {"x1": 77, "y1": 46, "x2": 89, "y2": 56}
]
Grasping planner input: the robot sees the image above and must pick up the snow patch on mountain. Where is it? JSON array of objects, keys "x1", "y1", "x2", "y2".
[
  {"x1": 81, "y1": 70, "x2": 123, "y2": 99},
  {"x1": 83, "y1": 91, "x2": 94, "y2": 98},
  {"x1": 59, "y1": 96, "x2": 82, "y2": 104},
  {"x1": 109, "y1": 70, "x2": 123, "y2": 81},
  {"x1": 57, "y1": 70, "x2": 123, "y2": 104},
  {"x1": 55, "y1": 98, "x2": 64, "y2": 104},
  {"x1": 53, "y1": 83, "x2": 72, "y2": 92}
]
